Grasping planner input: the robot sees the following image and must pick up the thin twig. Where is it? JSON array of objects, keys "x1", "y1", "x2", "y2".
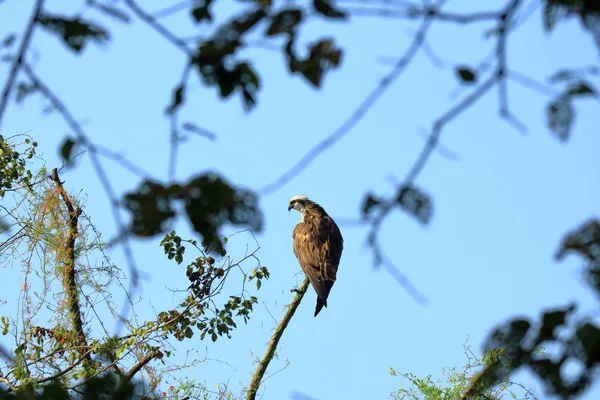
[
  {"x1": 123, "y1": 0, "x2": 193, "y2": 56},
  {"x1": 246, "y1": 277, "x2": 310, "y2": 400},
  {"x1": 0, "y1": 0, "x2": 45, "y2": 125},
  {"x1": 366, "y1": 0, "x2": 522, "y2": 289}
]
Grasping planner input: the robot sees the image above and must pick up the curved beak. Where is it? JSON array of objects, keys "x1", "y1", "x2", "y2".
[{"x1": 287, "y1": 204, "x2": 293, "y2": 212}]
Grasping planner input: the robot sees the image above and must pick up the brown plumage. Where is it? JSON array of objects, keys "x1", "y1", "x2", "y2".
[{"x1": 288, "y1": 195, "x2": 343, "y2": 317}]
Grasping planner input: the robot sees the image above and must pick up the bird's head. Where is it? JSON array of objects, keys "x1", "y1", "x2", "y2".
[{"x1": 288, "y1": 195, "x2": 309, "y2": 213}]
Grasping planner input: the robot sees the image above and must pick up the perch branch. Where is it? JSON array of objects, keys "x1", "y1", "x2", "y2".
[{"x1": 246, "y1": 277, "x2": 310, "y2": 400}]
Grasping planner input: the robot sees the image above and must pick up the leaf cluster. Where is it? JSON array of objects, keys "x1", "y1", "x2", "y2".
[
  {"x1": 124, "y1": 174, "x2": 261, "y2": 254},
  {"x1": 466, "y1": 218, "x2": 600, "y2": 398}
]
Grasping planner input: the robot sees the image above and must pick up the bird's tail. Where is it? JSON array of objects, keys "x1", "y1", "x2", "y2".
[
  {"x1": 314, "y1": 297, "x2": 327, "y2": 317},
  {"x1": 313, "y1": 280, "x2": 334, "y2": 317}
]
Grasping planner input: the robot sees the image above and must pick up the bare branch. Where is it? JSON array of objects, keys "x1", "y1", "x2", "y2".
[
  {"x1": 0, "y1": 0, "x2": 44, "y2": 125},
  {"x1": 152, "y1": 0, "x2": 192, "y2": 19},
  {"x1": 123, "y1": 0, "x2": 193, "y2": 56},
  {"x1": 246, "y1": 277, "x2": 310, "y2": 400}
]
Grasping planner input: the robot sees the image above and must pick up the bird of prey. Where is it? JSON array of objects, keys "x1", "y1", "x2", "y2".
[{"x1": 288, "y1": 195, "x2": 343, "y2": 317}]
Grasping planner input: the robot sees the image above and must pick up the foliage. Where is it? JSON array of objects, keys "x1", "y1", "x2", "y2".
[
  {"x1": 124, "y1": 175, "x2": 262, "y2": 254},
  {"x1": 0, "y1": 135, "x2": 38, "y2": 198},
  {"x1": 390, "y1": 340, "x2": 537, "y2": 400},
  {"x1": 465, "y1": 218, "x2": 600, "y2": 399},
  {"x1": 0, "y1": 138, "x2": 269, "y2": 398}
]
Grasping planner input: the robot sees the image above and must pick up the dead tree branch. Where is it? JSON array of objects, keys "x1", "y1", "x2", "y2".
[
  {"x1": 49, "y1": 168, "x2": 91, "y2": 362},
  {"x1": 246, "y1": 277, "x2": 310, "y2": 400},
  {"x1": 21, "y1": 62, "x2": 140, "y2": 307}
]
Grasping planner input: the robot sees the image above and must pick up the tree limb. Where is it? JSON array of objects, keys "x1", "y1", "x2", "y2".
[
  {"x1": 49, "y1": 168, "x2": 91, "y2": 362},
  {"x1": 246, "y1": 277, "x2": 310, "y2": 400}
]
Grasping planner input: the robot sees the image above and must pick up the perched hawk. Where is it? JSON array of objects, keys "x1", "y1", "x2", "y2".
[{"x1": 288, "y1": 195, "x2": 344, "y2": 317}]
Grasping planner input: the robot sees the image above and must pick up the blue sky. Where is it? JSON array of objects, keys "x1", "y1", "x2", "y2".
[{"x1": 1, "y1": 0, "x2": 600, "y2": 399}]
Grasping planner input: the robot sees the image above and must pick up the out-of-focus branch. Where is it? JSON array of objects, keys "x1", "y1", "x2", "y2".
[
  {"x1": 246, "y1": 277, "x2": 310, "y2": 400},
  {"x1": 168, "y1": 63, "x2": 192, "y2": 181},
  {"x1": 123, "y1": 0, "x2": 193, "y2": 56},
  {"x1": 0, "y1": 0, "x2": 44, "y2": 125},
  {"x1": 367, "y1": 0, "x2": 523, "y2": 260},
  {"x1": 49, "y1": 169, "x2": 91, "y2": 362},
  {"x1": 347, "y1": 5, "x2": 501, "y2": 24},
  {"x1": 258, "y1": 1, "x2": 441, "y2": 195}
]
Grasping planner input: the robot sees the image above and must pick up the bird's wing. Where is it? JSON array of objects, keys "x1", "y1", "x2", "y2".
[
  {"x1": 293, "y1": 222, "x2": 332, "y2": 303},
  {"x1": 293, "y1": 217, "x2": 343, "y2": 310},
  {"x1": 318, "y1": 215, "x2": 343, "y2": 282}
]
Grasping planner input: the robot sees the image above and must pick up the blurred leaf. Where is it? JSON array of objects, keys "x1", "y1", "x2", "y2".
[
  {"x1": 549, "y1": 66, "x2": 598, "y2": 83},
  {"x1": 313, "y1": 0, "x2": 347, "y2": 19},
  {"x1": 15, "y1": 81, "x2": 38, "y2": 103},
  {"x1": 191, "y1": 0, "x2": 214, "y2": 23},
  {"x1": 37, "y1": 13, "x2": 110, "y2": 53},
  {"x1": 567, "y1": 80, "x2": 597, "y2": 96},
  {"x1": 456, "y1": 66, "x2": 477, "y2": 83},
  {"x1": 124, "y1": 174, "x2": 261, "y2": 253},
  {"x1": 555, "y1": 219, "x2": 600, "y2": 262},
  {"x1": 59, "y1": 137, "x2": 80, "y2": 164},
  {"x1": 1, "y1": 33, "x2": 16, "y2": 48},
  {"x1": 546, "y1": 95, "x2": 574, "y2": 142},
  {"x1": 166, "y1": 84, "x2": 185, "y2": 115},
  {"x1": 361, "y1": 193, "x2": 381, "y2": 217},
  {"x1": 534, "y1": 305, "x2": 575, "y2": 344},
  {"x1": 287, "y1": 38, "x2": 343, "y2": 88},
  {"x1": 124, "y1": 180, "x2": 177, "y2": 237},
  {"x1": 555, "y1": 218, "x2": 600, "y2": 294},
  {"x1": 575, "y1": 322, "x2": 600, "y2": 368},
  {"x1": 266, "y1": 9, "x2": 303, "y2": 36},
  {"x1": 396, "y1": 185, "x2": 432, "y2": 224},
  {"x1": 543, "y1": 0, "x2": 569, "y2": 32}
]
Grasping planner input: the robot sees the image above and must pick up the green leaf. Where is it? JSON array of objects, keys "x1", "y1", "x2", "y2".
[
  {"x1": 256, "y1": 279, "x2": 261, "y2": 290},
  {"x1": 456, "y1": 66, "x2": 477, "y2": 83}
]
